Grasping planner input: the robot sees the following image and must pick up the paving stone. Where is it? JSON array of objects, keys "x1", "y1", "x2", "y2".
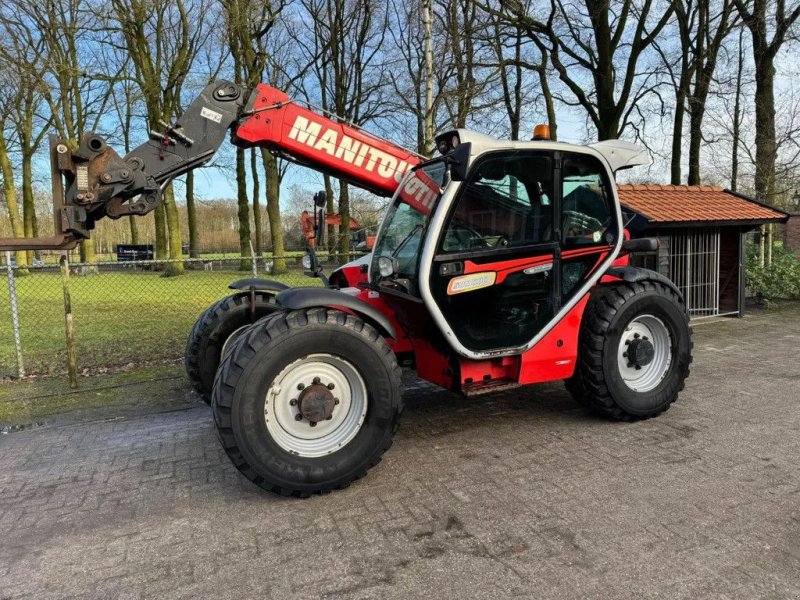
[{"x1": 1, "y1": 306, "x2": 799, "y2": 598}]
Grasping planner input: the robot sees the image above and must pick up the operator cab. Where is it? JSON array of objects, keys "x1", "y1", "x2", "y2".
[{"x1": 371, "y1": 128, "x2": 644, "y2": 358}]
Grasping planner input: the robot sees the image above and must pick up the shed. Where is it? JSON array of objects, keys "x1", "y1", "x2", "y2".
[{"x1": 617, "y1": 184, "x2": 788, "y2": 319}]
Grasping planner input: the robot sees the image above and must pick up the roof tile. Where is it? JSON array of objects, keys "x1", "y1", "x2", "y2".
[{"x1": 616, "y1": 184, "x2": 786, "y2": 223}]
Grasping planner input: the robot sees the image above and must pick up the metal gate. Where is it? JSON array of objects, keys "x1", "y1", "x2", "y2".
[{"x1": 667, "y1": 228, "x2": 721, "y2": 318}]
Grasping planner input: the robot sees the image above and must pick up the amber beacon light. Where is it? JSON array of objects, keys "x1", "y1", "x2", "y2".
[{"x1": 533, "y1": 124, "x2": 551, "y2": 140}]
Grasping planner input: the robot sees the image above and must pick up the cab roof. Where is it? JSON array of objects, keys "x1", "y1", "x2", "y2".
[{"x1": 445, "y1": 129, "x2": 651, "y2": 173}]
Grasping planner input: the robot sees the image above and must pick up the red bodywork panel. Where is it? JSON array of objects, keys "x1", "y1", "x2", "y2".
[
  {"x1": 235, "y1": 85, "x2": 420, "y2": 197},
  {"x1": 518, "y1": 294, "x2": 589, "y2": 383},
  {"x1": 234, "y1": 88, "x2": 637, "y2": 391}
]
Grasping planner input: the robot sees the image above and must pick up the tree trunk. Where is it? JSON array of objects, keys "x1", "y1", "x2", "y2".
[
  {"x1": 162, "y1": 184, "x2": 184, "y2": 276},
  {"x1": 236, "y1": 147, "x2": 252, "y2": 271},
  {"x1": 323, "y1": 174, "x2": 335, "y2": 256},
  {"x1": 0, "y1": 129, "x2": 28, "y2": 270},
  {"x1": 671, "y1": 63, "x2": 691, "y2": 184},
  {"x1": 752, "y1": 55, "x2": 777, "y2": 202},
  {"x1": 731, "y1": 30, "x2": 744, "y2": 192},
  {"x1": 154, "y1": 203, "x2": 168, "y2": 260},
  {"x1": 687, "y1": 105, "x2": 703, "y2": 185},
  {"x1": 261, "y1": 149, "x2": 286, "y2": 274},
  {"x1": 251, "y1": 148, "x2": 262, "y2": 256},
  {"x1": 423, "y1": 0, "x2": 434, "y2": 155},
  {"x1": 337, "y1": 182, "x2": 350, "y2": 263},
  {"x1": 78, "y1": 239, "x2": 96, "y2": 265},
  {"x1": 539, "y1": 62, "x2": 557, "y2": 141},
  {"x1": 186, "y1": 170, "x2": 198, "y2": 258},
  {"x1": 21, "y1": 154, "x2": 37, "y2": 264},
  {"x1": 128, "y1": 216, "x2": 140, "y2": 245}
]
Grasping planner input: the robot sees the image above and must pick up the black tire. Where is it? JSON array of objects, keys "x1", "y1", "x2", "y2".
[
  {"x1": 565, "y1": 280, "x2": 693, "y2": 420},
  {"x1": 185, "y1": 292, "x2": 278, "y2": 404},
  {"x1": 212, "y1": 308, "x2": 403, "y2": 497}
]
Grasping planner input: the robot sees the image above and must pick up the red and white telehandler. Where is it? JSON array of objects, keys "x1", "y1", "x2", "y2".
[{"x1": 0, "y1": 80, "x2": 692, "y2": 496}]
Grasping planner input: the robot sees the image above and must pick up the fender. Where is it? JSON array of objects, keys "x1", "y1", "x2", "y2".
[
  {"x1": 603, "y1": 266, "x2": 683, "y2": 301},
  {"x1": 228, "y1": 278, "x2": 291, "y2": 293},
  {"x1": 275, "y1": 287, "x2": 397, "y2": 339}
]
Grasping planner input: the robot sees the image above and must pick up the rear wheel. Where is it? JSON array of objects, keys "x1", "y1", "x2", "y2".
[
  {"x1": 185, "y1": 292, "x2": 278, "y2": 404},
  {"x1": 566, "y1": 280, "x2": 692, "y2": 420},
  {"x1": 212, "y1": 308, "x2": 403, "y2": 496}
]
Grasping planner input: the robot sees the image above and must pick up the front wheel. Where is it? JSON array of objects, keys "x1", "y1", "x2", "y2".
[
  {"x1": 566, "y1": 280, "x2": 693, "y2": 420},
  {"x1": 212, "y1": 308, "x2": 403, "y2": 496}
]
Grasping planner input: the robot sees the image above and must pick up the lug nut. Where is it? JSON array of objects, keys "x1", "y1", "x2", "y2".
[
  {"x1": 334, "y1": 398, "x2": 340, "y2": 405},
  {"x1": 634, "y1": 333, "x2": 640, "y2": 339},
  {"x1": 635, "y1": 365, "x2": 642, "y2": 370},
  {"x1": 625, "y1": 340, "x2": 630, "y2": 345},
  {"x1": 643, "y1": 336, "x2": 649, "y2": 341},
  {"x1": 309, "y1": 421, "x2": 317, "y2": 427},
  {"x1": 295, "y1": 414, "x2": 302, "y2": 421},
  {"x1": 327, "y1": 383, "x2": 335, "y2": 390},
  {"x1": 326, "y1": 415, "x2": 332, "y2": 420},
  {"x1": 297, "y1": 383, "x2": 305, "y2": 391},
  {"x1": 313, "y1": 377, "x2": 321, "y2": 385},
  {"x1": 289, "y1": 399, "x2": 297, "y2": 406},
  {"x1": 622, "y1": 352, "x2": 628, "y2": 358}
]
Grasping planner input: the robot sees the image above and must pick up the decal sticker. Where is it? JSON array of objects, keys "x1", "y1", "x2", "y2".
[
  {"x1": 200, "y1": 107, "x2": 223, "y2": 123},
  {"x1": 523, "y1": 263, "x2": 553, "y2": 275},
  {"x1": 447, "y1": 271, "x2": 496, "y2": 295}
]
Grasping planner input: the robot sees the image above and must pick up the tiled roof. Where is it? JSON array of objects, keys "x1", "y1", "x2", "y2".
[{"x1": 617, "y1": 184, "x2": 787, "y2": 223}]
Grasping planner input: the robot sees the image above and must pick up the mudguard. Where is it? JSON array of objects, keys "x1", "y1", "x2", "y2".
[
  {"x1": 604, "y1": 266, "x2": 683, "y2": 300},
  {"x1": 275, "y1": 287, "x2": 397, "y2": 339},
  {"x1": 229, "y1": 278, "x2": 291, "y2": 293}
]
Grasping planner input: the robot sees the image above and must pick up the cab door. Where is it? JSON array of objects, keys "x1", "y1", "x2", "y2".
[
  {"x1": 428, "y1": 149, "x2": 619, "y2": 355},
  {"x1": 429, "y1": 150, "x2": 560, "y2": 352}
]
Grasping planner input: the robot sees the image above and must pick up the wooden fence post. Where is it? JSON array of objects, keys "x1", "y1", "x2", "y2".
[{"x1": 60, "y1": 254, "x2": 78, "y2": 388}]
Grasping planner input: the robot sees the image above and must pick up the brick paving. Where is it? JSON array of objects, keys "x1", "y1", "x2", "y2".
[{"x1": 1, "y1": 306, "x2": 799, "y2": 599}]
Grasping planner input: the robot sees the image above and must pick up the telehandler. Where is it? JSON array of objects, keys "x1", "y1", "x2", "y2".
[{"x1": 0, "y1": 80, "x2": 692, "y2": 496}]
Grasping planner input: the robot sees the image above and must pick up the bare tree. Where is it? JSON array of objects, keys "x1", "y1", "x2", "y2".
[
  {"x1": 495, "y1": 0, "x2": 675, "y2": 140},
  {"x1": 0, "y1": 61, "x2": 28, "y2": 269},
  {"x1": 655, "y1": 0, "x2": 737, "y2": 184},
  {"x1": 734, "y1": 0, "x2": 800, "y2": 202},
  {"x1": 13, "y1": 0, "x2": 119, "y2": 266},
  {"x1": 221, "y1": 0, "x2": 287, "y2": 272},
  {"x1": 299, "y1": 0, "x2": 390, "y2": 261},
  {"x1": 109, "y1": 0, "x2": 213, "y2": 275},
  {"x1": 0, "y1": 9, "x2": 52, "y2": 265}
]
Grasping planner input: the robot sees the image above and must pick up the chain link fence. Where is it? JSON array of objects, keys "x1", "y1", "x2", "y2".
[{"x1": 0, "y1": 252, "x2": 365, "y2": 380}]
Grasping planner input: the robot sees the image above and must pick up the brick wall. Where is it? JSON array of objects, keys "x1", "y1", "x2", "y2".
[{"x1": 785, "y1": 214, "x2": 800, "y2": 254}]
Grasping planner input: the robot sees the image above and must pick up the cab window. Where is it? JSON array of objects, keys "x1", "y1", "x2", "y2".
[
  {"x1": 440, "y1": 151, "x2": 554, "y2": 254},
  {"x1": 561, "y1": 154, "x2": 615, "y2": 248}
]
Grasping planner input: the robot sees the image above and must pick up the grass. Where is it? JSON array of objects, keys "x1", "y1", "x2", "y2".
[
  {"x1": 0, "y1": 268, "x2": 317, "y2": 377},
  {"x1": 0, "y1": 364, "x2": 191, "y2": 427}
]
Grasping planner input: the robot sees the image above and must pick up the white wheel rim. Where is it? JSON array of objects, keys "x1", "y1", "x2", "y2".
[
  {"x1": 617, "y1": 314, "x2": 672, "y2": 393},
  {"x1": 265, "y1": 354, "x2": 368, "y2": 458},
  {"x1": 221, "y1": 324, "x2": 250, "y2": 360}
]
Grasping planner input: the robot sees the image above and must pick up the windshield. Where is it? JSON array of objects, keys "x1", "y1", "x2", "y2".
[{"x1": 370, "y1": 160, "x2": 447, "y2": 282}]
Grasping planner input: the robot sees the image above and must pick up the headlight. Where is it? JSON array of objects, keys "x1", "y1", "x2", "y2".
[
  {"x1": 377, "y1": 256, "x2": 396, "y2": 277},
  {"x1": 302, "y1": 253, "x2": 312, "y2": 269}
]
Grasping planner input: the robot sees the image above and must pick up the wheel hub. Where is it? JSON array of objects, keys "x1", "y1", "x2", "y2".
[
  {"x1": 265, "y1": 354, "x2": 367, "y2": 457},
  {"x1": 298, "y1": 384, "x2": 335, "y2": 423},
  {"x1": 617, "y1": 315, "x2": 673, "y2": 393},
  {"x1": 626, "y1": 337, "x2": 655, "y2": 367}
]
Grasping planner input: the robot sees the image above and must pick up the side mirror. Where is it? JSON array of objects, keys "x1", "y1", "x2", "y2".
[
  {"x1": 303, "y1": 247, "x2": 321, "y2": 277},
  {"x1": 313, "y1": 190, "x2": 326, "y2": 208},
  {"x1": 621, "y1": 237, "x2": 659, "y2": 253},
  {"x1": 448, "y1": 142, "x2": 472, "y2": 182}
]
